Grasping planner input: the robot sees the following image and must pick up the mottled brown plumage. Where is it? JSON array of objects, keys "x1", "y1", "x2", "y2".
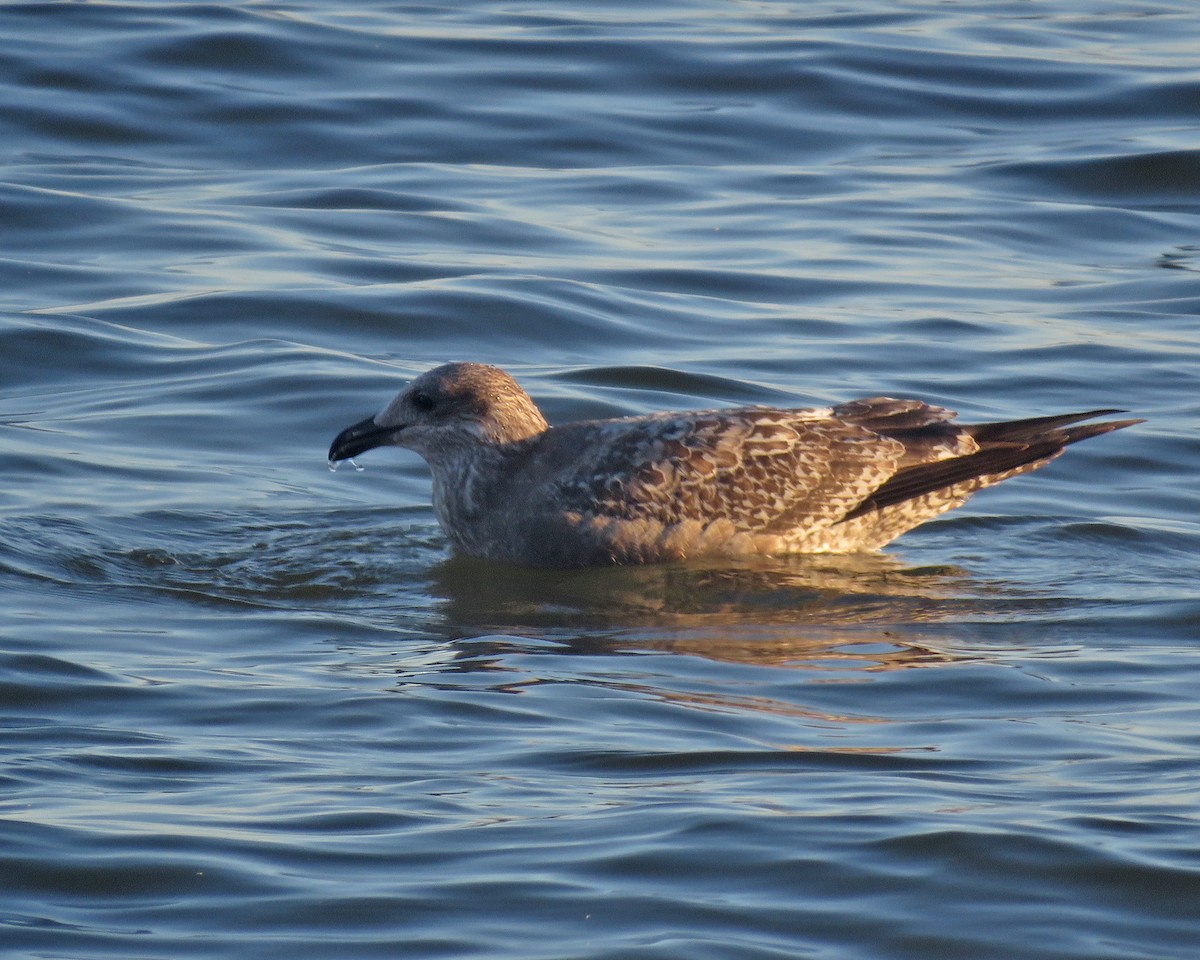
[{"x1": 329, "y1": 362, "x2": 1141, "y2": 567}]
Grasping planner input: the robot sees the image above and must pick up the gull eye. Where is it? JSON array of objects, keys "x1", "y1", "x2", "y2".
[{"x1": 410, "y1": 390, "x2": 435, "y2": 413}]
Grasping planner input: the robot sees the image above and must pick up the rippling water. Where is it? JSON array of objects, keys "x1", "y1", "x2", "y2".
[{"x1": 3, "y1": 2, "x2": 1198, "y2": 958}]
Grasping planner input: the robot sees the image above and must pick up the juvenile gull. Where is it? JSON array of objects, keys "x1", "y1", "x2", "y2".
[{"x1": 329, "y1": 362, "x2": 1141, "y2": 568}]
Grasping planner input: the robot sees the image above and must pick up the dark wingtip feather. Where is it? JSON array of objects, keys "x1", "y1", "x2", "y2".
[
  {"x1": 970, "y1": 409, "x2": 1130, "y2": 443},
  {"x1": 839, "y1": 411, "x2": 1142, "y2": 523},
  {"x1": 1061, "y1": 417, "x2": 1145, "y2": 446}
]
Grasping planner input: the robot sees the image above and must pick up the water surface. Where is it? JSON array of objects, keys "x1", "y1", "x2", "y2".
[{"x1": 2, "y1": 2, "x2": 1198, "y2": 958}]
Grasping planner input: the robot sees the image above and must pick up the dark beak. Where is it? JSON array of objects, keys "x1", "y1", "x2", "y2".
[{"x1": 328, "y1": 416, "x2": 398, "y2": 462}]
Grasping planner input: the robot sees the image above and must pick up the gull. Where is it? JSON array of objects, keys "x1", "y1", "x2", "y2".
[{"x1": 329, "y1": 362, "x2": 1140, "y2": 568}]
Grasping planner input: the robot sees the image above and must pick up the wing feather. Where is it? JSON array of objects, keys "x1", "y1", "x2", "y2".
[{"x1": 553, "y1": 409, "x2": 903, "y2": 533}]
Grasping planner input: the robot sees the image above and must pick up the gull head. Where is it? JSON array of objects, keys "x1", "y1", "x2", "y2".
[{"x1": 328, "y1": 362, "x2": 549, "y2": 466}]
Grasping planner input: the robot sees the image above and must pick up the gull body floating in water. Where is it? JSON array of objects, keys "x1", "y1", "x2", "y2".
[{"x1": 329, "y1": 362, "x2": 1141, "y2": 568}]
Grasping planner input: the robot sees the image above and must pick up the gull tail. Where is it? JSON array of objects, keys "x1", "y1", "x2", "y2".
[{"x1": 840, "y1": 409, "x2": 1143, "y2": 522}]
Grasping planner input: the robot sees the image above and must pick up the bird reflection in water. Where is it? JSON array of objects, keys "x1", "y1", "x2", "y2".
[{"x1": 424, "y1": 549, "x2": 976, "y2": 672}]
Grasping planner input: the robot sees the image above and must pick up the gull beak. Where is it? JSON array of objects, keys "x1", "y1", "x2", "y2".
[{"x1": 328, "y1": 416, "x2": 398, "y2": 463}]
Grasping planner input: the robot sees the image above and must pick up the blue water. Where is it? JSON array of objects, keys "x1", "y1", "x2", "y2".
[{"x1": 2, "y1": 2, "x2": 1199, "y2": 958}]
